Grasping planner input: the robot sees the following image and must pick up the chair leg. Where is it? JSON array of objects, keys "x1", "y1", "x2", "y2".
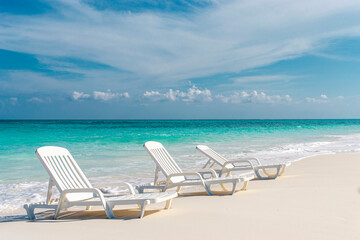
[
  {"x1": 207, "y1": 181, "x2": 238, "y2": 195},
  {"x1": 24, "y1": 204, "x2": 36, "y2": 220},
  {"x1": 229, "y1": 180, "x2": 238, "y2": 195},
  {"x1": 220, "y1": 183, "x2": 228, "y2": 191},
  {"x1": 139, "y1": 200, "x2": 150, "y2": 218},
  {"x1": 241, "y1": 181, "x2": 249, "y2": 191},
  {"x1": 107, "y1": 208, "x2": 115, "y2": 219},
  {"x1": 278, "y1": 166, "x2": 286, "y2": 176},
  {"x1": 262, "y1": 168, "x2": 270, "y2": 177},
  {"x1": 254, "y1": 168, "x2": 265, "y2": 180},
  {"x1": 103, "y1": 202, "x2": 114, "y2": 219},
  {"x1": 176, "y1": 186, "x2": 182, "y2": 194},
  {"x1": 165, "y1": 199, "x2": 172, "y2": 209},
  {"x1": 219, "y1": 181, "x2": 236, "y2": 192},
  {"x1": 204, "y1": 183, "x2": 214, "y2": 196},
  {"x1": 275, "y1": 167, "x2": 281, "y2": 178},
  {"x1": 262, "y1": 166, "x2": 281, "y2": 179},
  {"x1": 54, "y1": 200, "x2": 64, "y2": 220}
]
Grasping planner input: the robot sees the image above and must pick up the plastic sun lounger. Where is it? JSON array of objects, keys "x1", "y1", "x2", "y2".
[
  {"x1": 23, "y1": 146, "x2": 177, "y2": 220},
  {"x1": 196, "y1": 145, "x2": 291, "y2": 180},
  {"x1": 142, "y1": 141, "x2": 254, "y2": 195}
]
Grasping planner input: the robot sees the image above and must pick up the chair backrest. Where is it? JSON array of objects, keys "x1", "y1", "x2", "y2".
[
  {"x1": 36, "y1": 146, "x2": 93, "y2": 201},
  {"x1": 143, "y1": 141, "x2": 185, "y2": 183},
  {"x1": 196, "y1": 145, "x2": 233, "y2": 169}
]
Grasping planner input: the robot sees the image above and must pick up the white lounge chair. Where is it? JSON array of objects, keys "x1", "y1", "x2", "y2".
[
  {"x1": 143, "y1": 141, "x2": 254, "y2": 195},
  {"x1": 23, "y1": 146, "x2": 177, "y2": 220},
  {"x1": 196, "y1": 145, "x2": 291, "y2": 180}
]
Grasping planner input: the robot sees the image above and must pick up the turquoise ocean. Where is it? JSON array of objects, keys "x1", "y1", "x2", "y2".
[{"x1": 1, "y1": 119, "x2": 360, "y2": 216}]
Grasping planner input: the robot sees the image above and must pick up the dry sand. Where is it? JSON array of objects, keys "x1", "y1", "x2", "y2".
[{"x1": 1, "y1": 153, "x2": 359, "y2": 240}]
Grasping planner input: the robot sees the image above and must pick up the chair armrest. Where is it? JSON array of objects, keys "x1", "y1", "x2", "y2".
[
  {"x1": 189, "y1": 169, "x2": 218, "y2": 178},
  {"x1": 224, "y1": 160, "x2": 254, "y2": 169},
  {"x1": 117, "y1": 182, "x2": 136, "y2": 195},
  {"x1": 237, "y1": 157, "x2": 262, "y2": 165}
]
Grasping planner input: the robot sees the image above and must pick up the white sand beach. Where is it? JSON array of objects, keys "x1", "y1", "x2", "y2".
[{"x1": 1, "y1": 153, "x2": 359, "y2": 240}]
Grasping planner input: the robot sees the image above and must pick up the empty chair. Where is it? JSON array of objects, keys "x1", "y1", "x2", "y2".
[
  {"x1": 24, "y1": 146, "x2": 177, "y2": 220},
  {"x1": 143, "y1": 141, "x2": 254, "y2": 195},
  {"x1": 196, "y1": 145, "x2": 291, "y2": 180}
]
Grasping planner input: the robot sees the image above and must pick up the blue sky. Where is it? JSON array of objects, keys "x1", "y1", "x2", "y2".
[{"x1": 1, "y1": 0, "x2": 360, "y2": 119}]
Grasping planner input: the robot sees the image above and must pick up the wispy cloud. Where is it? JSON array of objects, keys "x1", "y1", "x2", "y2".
[
  {"x1": 144, "y1": 85, "x2": 212, "y2": 102},
  {"x1": 27, "y1": 97, "x2": 49, "y2": 103},
  {"x1": 216, "y1": 91, "x2": 292, "y2": 104},
  {"x1": 311, "y1": 52, "x2": 360, "y2": 62},
  {"x1": 1, "y1": 0, "x2": 360, "y2": 87},
  {"x1": 0, "y1": 98, "x2": 18, "y2": 111},
  {"x1": 231, "y1": 75, "x2": 299, "y2": 83}
]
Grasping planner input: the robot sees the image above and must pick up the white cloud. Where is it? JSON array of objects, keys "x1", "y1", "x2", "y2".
[
  {"x1": 73, "y1": 90, "x2": 130, "y2": 101},
  {"x1": 216, "y1": 91, "x2": 292, "y2": 104},
  {"x1": 93, "y1": 90, "x2": 130, "y2": 101},
  {"x1": 144, "y1": 85, "x2": 212, "y2": 102},
  {"x1": 93, "y1": 91, "x2": 119, "y2": 101},
  {"x1": 144, "y1": 91, "x2": 161, "y2": 97},
  {"x1": 320, "y1": 94, "x2": 328, "y2": 99},
  {"x1": 72, "y1": 91, "x2": 91, "y2": 100},
  {"x1": 184, "y1": 86, "x2": 212, "y2": 102},
  {"x1": 123, "y1": 92, "x2": 130, "y2": 98},
  {"x1": 9, "y1": 97, "x2": 18, "y2": 106},
  {"x1": 305, "y1": 94, "x2": 329, "y2": 103}
]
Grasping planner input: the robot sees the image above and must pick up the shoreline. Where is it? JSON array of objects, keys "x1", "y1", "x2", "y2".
[
  {"x1": 1, "y1": 152, "x2": 359, "y2": 239},
  {"x1": 0, "y1": 148, "x2": 358, "y2": 217}
]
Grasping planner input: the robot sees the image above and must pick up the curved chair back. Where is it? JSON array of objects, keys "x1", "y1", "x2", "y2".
[
  {"x1": 196, "y1": 145, "x2": 233, "y2": 169},
  {"x1": 36, "y1": 146, "x2": 93, "y2": 201},
  {"x1": 144, "y1": 141, "x2": 185, "y2": 183}
]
